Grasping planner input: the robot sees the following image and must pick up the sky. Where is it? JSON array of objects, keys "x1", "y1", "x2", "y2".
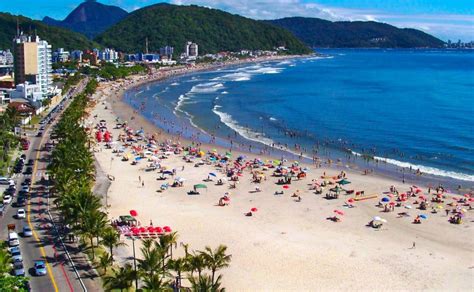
[{"x1": 0, "y1": 0, "x2": 472, "y2": 41}]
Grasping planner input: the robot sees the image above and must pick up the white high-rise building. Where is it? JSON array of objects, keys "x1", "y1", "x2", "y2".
[
  {"x1": 13, "y1": 34, "x2": 52, "y2": 101},
  {"x1": 185, "y1": 42, "x2": 198, "y2": 60}
]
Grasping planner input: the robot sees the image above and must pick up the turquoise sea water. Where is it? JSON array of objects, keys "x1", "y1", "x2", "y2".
[{"x1": 125, "y1": 49, "x2": 474, "y2": 186}]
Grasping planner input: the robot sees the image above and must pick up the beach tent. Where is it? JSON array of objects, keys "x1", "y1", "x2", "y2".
[
  {"x1": 194, "y1": 184, "x2": 207, "y2": 191},
  {"x1": 338, "y1": 179, "x2": 351, "y2": 185}
]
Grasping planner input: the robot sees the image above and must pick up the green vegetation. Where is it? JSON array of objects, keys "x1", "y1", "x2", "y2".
[
  {"x1": 80, "y1": 63, "x2": 146, "y2": 80},
  {"x1": 267, "y1": 17, "x2": 445, "y2": 48},
  {"x1": 0, "y1": 241, "x2": 29, "y2": 291},
  {"x1": 95, "y1": 3, "x2": 312, "y2": 55},
  {"x1": 62, "y1": 73, "x2": 83, "y2": 95},
  {"x1": 0, "y1": 12, "x2": 99, "y2": 51},
  {"x1": 0, "y1": 108, "x2": 21, "y2": 176}
]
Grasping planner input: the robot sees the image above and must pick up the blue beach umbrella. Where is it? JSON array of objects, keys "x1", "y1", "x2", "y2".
[
  {"x1": 381, "y1": 197, "x2": 390, "y2": 203},
  {"x1": 419, "y1": 214, "x2": 428, "y2": 219},
  {"x1": 209, "y1": 173, "x2": 217, "y2": 177}
]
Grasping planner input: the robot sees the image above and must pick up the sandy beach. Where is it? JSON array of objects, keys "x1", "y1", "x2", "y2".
[{"x1": 86, "y1": 64, "x2": 473, "y2": 291}]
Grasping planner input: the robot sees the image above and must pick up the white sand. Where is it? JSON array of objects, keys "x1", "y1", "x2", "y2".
[{"x1": 87, "y1": 77, "x2": 473, "y2": 291}]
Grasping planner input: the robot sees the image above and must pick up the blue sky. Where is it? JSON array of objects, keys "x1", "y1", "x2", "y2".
[{"x1": 1, "y1": 0, "x2": 472, "y2": 41}]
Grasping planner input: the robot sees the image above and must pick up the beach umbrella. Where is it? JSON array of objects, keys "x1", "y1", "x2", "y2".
[
  {"x1": 223, "y1": 197, "x2": 230, "y2": 202},
  {"x1": 147, "y1": 226, "x2": 155, "y2": 232},
  {"x1": 194, "y1": 184, "x2": 207, "y2": 189},
  {"x1": 389, "y1": 201, "x2": 396, "y2": 206},
  {"x1": 405, "y1": 205, "x2": 412, "y2": 209},
  {"x1": 251, "y1": 207, "x2": 258, "y2": 212},
  {"x1": 419, "y1": 214, "x2": 428, "y2": 219},
  {"x1": 334, "y1": 210, "x2": 344, "y2": 216},
  {"x1": 461, "y1": 208, "x2": 467, "y2": 213},
  {"x1": 129, "y1": 210, "x2": 138, "y2": 217},
  {"x1": 436, "y1": 205, "x2": 443, "y2": 209},
  {"x1": 381, "y1": 197, "x2": 390, "y2": 203},
  {"x1": 373, "y1": 216, "x2": 382, "y2": 221},
  {"x1": 418, "y1": 195, "x2": 426, "y2": 200},
  {"x1": 139, "y1": 227, "x2": 147, "y2": 233},
  {"x1": 283, "y1": 185, "x2": 289, "y2": 189},
  {"x1": 163, "y1": 226, "x2": 172, "y2": 232},
  {"x1": 154, "y1": 227, "x2": 163, "y2": 233},
  {"x1": 209, "y1": 173, "x2": 217, "y2": 177},
  {"x1": 348, "y1": 198, "x2": 355, "y2": 203},
  {"x1": 131, "y1": 227, "x2": 139, "y2": 234}
]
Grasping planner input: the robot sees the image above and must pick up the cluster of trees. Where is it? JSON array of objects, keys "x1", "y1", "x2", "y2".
[
  {"x1": 79, "y1": 63, "x2": 146, "y2": 81},
  {"x1": 103, "y1": 236, "x2": 231, "y2": 291},
  {"x1": 0, "y1": 242, "x2": 28, "y2": 291},
  {"x1": 95, "y1": 3, "x2": 312, "y2": 55},
  {"x1": 0, "y1": 108, "x2": 21, "y2": 175}
]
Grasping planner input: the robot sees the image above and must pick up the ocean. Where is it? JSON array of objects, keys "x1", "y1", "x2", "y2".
[{"x1": 124, "y1": 49, "x2": 474, "y2": 186}]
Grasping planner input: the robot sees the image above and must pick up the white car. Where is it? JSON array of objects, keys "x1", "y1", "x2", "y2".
[
  {"x1": 16, "y1": 209, "x2": 26, "y2": 219},
  {"x1": 21, "y1": 185, "x2": 29, "y2": 193},
  {"x1": 3, "y1": 195, "x2": 12, "y2": 204}
]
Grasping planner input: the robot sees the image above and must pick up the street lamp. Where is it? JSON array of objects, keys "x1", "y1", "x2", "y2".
[{"x1": 131, "y1": 237, "x2": 138, "y2": 290}]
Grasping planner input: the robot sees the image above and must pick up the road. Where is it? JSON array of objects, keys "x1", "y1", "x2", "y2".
[{"x1": 0, "y1": 78, "x2": 97, "y2": 292}]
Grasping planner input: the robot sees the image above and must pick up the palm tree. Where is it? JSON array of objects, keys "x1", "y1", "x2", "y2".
[
  {"x1": 80, "y1": 209, "x2": 108, "y2": 260},
  {"x1": 165, "y1": 232, "x2": 179, "y2": 259},
  {"x1": 187, "y1": 252, "x2": 205, "y2": 278},
  {"x1": 138, "y1": 242, "x2": 164, "y2": 278},
  {"x1": 98, "y1": 252, "x2": 113, "y2": 275},
  {"x1": 101, "y1": 227, "x2": 127, "y2": 262},
  {"x1": 141, "y1": 273, "x2": 173, "y2": 291},
  {"x1": 0, "y1": 248, "x2": 12, "y2": 274},
  {"x1": 169, "y1": 257, "x2": 188, "y2": 290},
  {"x1": 103, "y1": 263, "x2": 136, "y2": 292},
  {"x1": 199, "y1": 245, "x2": 232, "y2": 285},
  {"x1": 189, "y1": 274, "x2": 225, "y2": 292}
]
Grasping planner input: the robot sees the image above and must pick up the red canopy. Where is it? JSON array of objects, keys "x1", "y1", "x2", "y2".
[
  {"x1": 283, "y1": 185, "x2": 289, "y2": 189},
  {"x1": 154, "y1": 227, "x2": 163, "y2": 233},
  {"x1": 130, "y1": 210, "x2": 138, "y2": 217},
  {"x1": 251, "y1": 207, "x2": 258, "y2": 212}
]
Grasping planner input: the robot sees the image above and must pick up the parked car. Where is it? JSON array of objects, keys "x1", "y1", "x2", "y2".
[
  {"x1": 0, "y1": 177, "x2": 14, "y2": 185},
  {"x1": 22, "y1": 178, "x2": 32, "y2": 186},
  {"x1": 34, "y1": 261, "x2": 47, "y2": 276},
  {"x1": 3, "y1": 195, "x2": 13, "y2": 204},
  {"x1": 8, "y1": 232, "x2": 20, "y2": 247},
  {"x1": 22, "y1": 226, "x2": 33, "y2": 237},
  {"x1": 21, "y1": 186, "x2": 29, "y2": 193},
  {"x1": 13, "y1": 261, "x2": 25, "y2": 276},
  {"x1": 26, "y1": 159, "x2": 34, "y2": 166},
  {"x1": 9, "y1": 246, "x2": 23, "y2": 262},
  {"x1": 16, "y1": 209, "x2": 26, "y2": 219},
  {"x1": 24, "y1": 167, "x2": 33, "y2": 175},
  {"x1": 15, "y1": 197, "x2": 26, "y2": 207}
]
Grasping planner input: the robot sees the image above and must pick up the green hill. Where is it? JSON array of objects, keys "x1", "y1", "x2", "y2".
[
  {"x1": 95, "y1": 3, "x2": 312, "y2": 54},
  {"x1": 267, "y1": 17, "x2": 445, "y2": 48},
  {"x1": 0, "y1": 12, "x2": 98, "y2": 51}
]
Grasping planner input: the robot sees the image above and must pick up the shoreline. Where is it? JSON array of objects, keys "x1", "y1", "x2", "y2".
[{"x1": 109, "y1": 57, "x2": 472, "y2": 193}]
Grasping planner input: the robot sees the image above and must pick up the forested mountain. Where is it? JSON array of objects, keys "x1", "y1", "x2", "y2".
[
  {"x1": 95, "y1": 4, "x2": 312, "y2": 54},
  {"x1": 267, "y1": 17, "x2": 445, "y2": 48},
  {"x1": 0, "y1": 12, "x2": 98, "y2": 50},
  {"x1": 43, "y1": 0, "x2": 128, "y2": 39}
]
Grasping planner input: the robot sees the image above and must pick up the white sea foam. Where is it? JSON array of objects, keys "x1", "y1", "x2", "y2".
[
  {"x1": 190, "y1": 82, "x2": 224, "y2": 93},
  {"x1": 269, "y1": 117, "x2": 277, "y2": 121},
  {"x1": 212, "y1": 108, "x2": 274, "y2": 146},
  {"x1": 351, "y1": 151, "x2": 474, "y2": 182},
  {"x1": 222, "y1": 91, "x2": 229, "y2": 95},
  {"x1": 171, "y1": 82, "x2": 180, "y2": 86}
]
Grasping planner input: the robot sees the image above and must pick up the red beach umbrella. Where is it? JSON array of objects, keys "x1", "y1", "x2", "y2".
[
  {"x1": 348, "y1": 198, "x2": 355, "y2": 203},
  {"x1": 251, "y1": 207, "x2": 258, "y2": 212},
  {"x1": 334, "y1": 210, "x2": 344, "y2": 216},
  {"x1": 154, "y1": 227, "x2": 163, "y2": 233},
  {"x1": 147, "y1": 226, "x2": 155, "y2": 232},
  {"x1": 131, "y1": 227, "x2": 139, "y2": 234},
  {"x1": 283, "y1": 185, "x2": 289, "y2": 189},
  {"x1": 163, "y1": 226, "x2": 172, "y2": 232},
  {"x1": 130, "y1": 210, "x2": 138, "y2": 217},
  {"x1": 389, "y1": 201, "x2": 396, "y2": 206},
  {"x1": 418, "y1": 195, "x2": 426, "y2": 200},
  {"x1": 139, "y1": 227, "x2": 147, "y2": 233},
  {"x1": 223, "y1": 197, "x2": 230, "y2": 202}
]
